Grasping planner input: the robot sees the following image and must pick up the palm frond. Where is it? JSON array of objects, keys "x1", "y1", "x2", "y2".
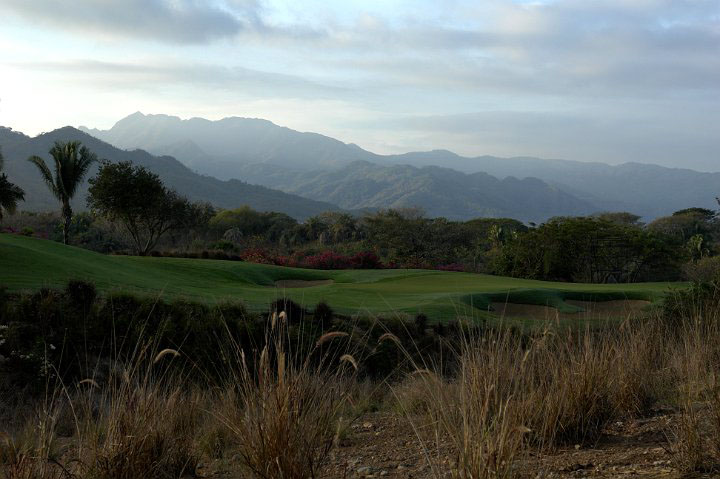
[
  {"x1": 27, "y1": 155, "x2": 60, "y2": 199},
  {"x1": 0, "y1": 173, "x2": 25, "y2": 219},
  {"x1": 65, "y1": 144, "x2": 97, "y2": 198},
  {"x1": 47, "y1": 141, "x2": 96, "y2": 200},
  {"x1": 49, "y1": 141, "x2": 70, "y2": 200}
]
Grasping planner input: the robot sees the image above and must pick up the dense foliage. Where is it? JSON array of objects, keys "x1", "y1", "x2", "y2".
[
  {"x1": 6, "y1": 202, "x2": 720, "y2": 283},
  {"x1": 88, "y1": 161, "x2": 211, "y2": 255},
  {"x1": 5, "y1": 140, "x2": 720, "y2": 283},
  {"x1": 494, "y1": 217, "x2": 682, "y2": 282},
  {"x1": 0, "y1": 148, "x2": 25, "y2": 221}
]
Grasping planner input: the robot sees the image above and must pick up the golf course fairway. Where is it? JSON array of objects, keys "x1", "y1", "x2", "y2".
[{"x1": 0, "y1": 234, "x2": 684, "y2": 322}]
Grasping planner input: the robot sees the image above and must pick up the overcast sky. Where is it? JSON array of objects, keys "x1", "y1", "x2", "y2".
[{"x1": 0, "y1": 0, "x2": 718, "y2": 170}]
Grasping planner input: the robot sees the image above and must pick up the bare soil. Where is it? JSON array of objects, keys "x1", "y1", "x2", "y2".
[{"x1": 323, "y1": 408, "x2": 715, "y2": 479}]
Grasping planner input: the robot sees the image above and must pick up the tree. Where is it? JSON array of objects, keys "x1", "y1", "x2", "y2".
[
  {"x1": 592, "y1": 211, "x2": 643, "y2": 227},
  {"x1": 495, "y1": 217, "x2": 682, "y2": 283},
  {"x1": 87, "y1": 161, "x2": 195, "y2": 255},
  {"x1": 0, "y1": 148, "x2": 25, "y2": 221},
  {"x1": 28, "y1": 141, "x2": 97, "y2": 244}
]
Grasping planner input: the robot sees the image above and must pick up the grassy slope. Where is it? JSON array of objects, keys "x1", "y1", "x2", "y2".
[{"x1": 0, "y1": 234, "x2": 683, "y2": 322}]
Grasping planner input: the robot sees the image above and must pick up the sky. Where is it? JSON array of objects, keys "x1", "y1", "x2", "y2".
[{"x1": 0, "y1": 0, "x2": 718, "y2": 171}]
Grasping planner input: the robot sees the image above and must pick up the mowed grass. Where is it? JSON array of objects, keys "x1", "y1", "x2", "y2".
[{"x1": 0, "y1": 233, "x2": 684, "y2": 322}]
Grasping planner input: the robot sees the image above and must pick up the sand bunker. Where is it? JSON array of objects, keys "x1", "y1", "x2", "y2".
[
  {"x1": 274, "y1": 279, "x2": 334, "y2": 288},
  {"x1": 490, "y1": 299, "x2": 651, "y2": 321}
]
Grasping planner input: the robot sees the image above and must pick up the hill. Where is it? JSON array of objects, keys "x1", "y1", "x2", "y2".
[
  {"x1": 0, "y1": 233, "x2": 678, "y2": 321},
  {"x1": 383, "y1": 152, "x2": 720, "y2": 219},
  {"x1": 82, "y1": 113, "x2": 720, "y2": 220},
  {"x1": 232, "y1": 161, "x2": 597, "y2": 222},
  {"x1": 0, "y1": 126, "x2": 340, "y2": 219},
  {"x1": 81, "y1": 112, "x2": 374, "y2": 176}
]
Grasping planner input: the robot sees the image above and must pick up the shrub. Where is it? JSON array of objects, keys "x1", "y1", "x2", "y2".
[
  {"x1": 436, "y1": 263, "x2": 465, "y2": 272},
  {"x1": 303, "y1": 251, "x2": 351, "y2": 270},
  {"x1": 210, "y1": 239, "x2": 236, "y2": 252},
  {"x1": 270, "y1": 299, "x2": 305, "y2": 323},
  {"x1": 663, "y1": 281, "x2": 720, "y2": 327},
  {"x1": 349, "y1": 251, "x2": 383, "y2": 269},
  {"x1": 313, "y1": 301, "x2": 334, "y2": 325},
  {"x1": 683, "y1": 256, "x2": 720, "y2": 283},
  {"x1": 65, "y1": 280, "x2": 97, "y2": 312}
]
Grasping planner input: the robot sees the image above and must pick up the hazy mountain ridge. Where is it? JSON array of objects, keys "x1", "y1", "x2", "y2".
[
  {"x1": 81, "y1": 112, "x2": 376, "y2": 174},
  {"x1": 81, "y1": 113, "x2": 720, "y2": 220},
  {"x1": 0, "y1": 126, "x2": 340, "y2": 219},
  {"x1": 233, "y1": 160, "x2": 597, "y2": 221}
]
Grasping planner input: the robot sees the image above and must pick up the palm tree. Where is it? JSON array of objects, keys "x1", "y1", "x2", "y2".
[
  {"x1": 28, "y1": 141, "x2": 97, "y2": 244},
  {"x1": 0, "y1": 148, "x2": 25, "y2": 221}
]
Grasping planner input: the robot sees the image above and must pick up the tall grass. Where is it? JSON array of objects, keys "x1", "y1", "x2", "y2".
[
  {"x1": 4, "y1": 285, "x2": 720, "y2": 478},
  {"x1": 0, "y1": 310, "x2": 359, "y2": 479},
  {"x1": 394, "y1": 316, "x2": 687, "y2": 478},
  {"x1": 216, "y1": 313, "x2": 358, "y2": 478}
]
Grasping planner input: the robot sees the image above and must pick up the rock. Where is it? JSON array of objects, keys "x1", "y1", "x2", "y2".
[{"x1": 357, "y1": 466, "x2": 373, "y2": 475}]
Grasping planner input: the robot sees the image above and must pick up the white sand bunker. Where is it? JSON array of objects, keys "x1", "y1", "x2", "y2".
[
  {"x1": 274, "y1": 279, "x2": 334, "y2": 288},
  {"x1": 490, "y1": 299, "x2": 651, "y2": 321}
]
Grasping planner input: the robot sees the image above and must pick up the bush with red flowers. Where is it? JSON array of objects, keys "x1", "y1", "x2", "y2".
[
  {"x1": 436, "y1": 263, "x2": 466, "y2": 272},
  {"x1": 349, "y1": 251, "x2": 383, "y2": 269},
  {"x1": 239, "y1": 247, "x2": 275, "y2": 265},
  {"x1": 303, "y1": 251, "x2": 352, "y2": 270}
]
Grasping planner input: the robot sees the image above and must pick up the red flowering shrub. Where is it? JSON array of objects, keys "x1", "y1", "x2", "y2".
[
  {"x1": 349, "y1": 251, "x2": 383, "y2": 269},
  {"x1": 436, "y1": 263, "x2": 466, "y2": 272},
  {"x1": 239, "y1": 247, "x2": 275, "y2": 264},
  {"x1": 303, "y1": 251, "x2": 352, "y2": 270}
]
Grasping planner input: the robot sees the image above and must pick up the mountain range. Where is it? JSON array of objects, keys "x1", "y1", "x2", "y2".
[
  {"x1": 2, "y1": 112, "x2": 717, "y2": 223},
  {"x1": 0, "y1": 126, "x2": 339, "y2": 219},
  {"x1": 80, "y1": 113, "x2": 720, "y2": 221}
]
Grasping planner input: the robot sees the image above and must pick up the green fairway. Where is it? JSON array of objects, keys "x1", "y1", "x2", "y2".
[{"x1": 0, "y1": 234, "x2": 683, "y2": 322}]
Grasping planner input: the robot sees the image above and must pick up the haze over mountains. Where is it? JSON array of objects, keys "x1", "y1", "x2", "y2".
[
  {"x1": 79, "y1": 112, "x2": 720, "y2": 221},
  {"x1": 0, "y1": 126, "x2": 339, "y2": 219}
]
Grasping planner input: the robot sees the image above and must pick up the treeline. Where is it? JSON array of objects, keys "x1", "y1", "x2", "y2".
[{"x1": 2, "y1": 141, "x2": 720, "y2": 284}]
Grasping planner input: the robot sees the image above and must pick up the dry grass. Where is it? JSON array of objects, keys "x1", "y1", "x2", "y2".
[
  {"x1": 393, "y1": 315, "x2": 695, "y2": 478},
  {"x1": 0, "y1": 313, "x2": 359, "y2": 479},
  {"x1": 0, "y1": 404, "x2": 68, "y2": 479},
  {"x1": 215, "y1": 313, "x2": 359, "y2": 479},
  {"x1": 5, "y1": 290, "x2": 720, "y2": 478}
]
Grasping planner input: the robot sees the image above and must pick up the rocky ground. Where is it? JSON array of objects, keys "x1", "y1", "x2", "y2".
[{"x1": 322, "y1": 409, "x2": 716, "y2": 479}]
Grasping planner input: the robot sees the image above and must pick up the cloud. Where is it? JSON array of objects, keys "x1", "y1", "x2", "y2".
[
  {"x1": 13, "y1": 59, "x2": 348, "y2": 100},
  {"x1": 311, "y1": 0, "x2": 720, "y2": 98},
  {"x1": 2, "y1": 0, "x2": 719, "y2": 170},
  {"x1": 0, "y1": 0, "x2": 248, "y2": 44}
]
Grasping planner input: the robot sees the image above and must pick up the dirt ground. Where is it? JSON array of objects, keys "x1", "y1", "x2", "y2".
[{"x1": 321, "y1": 408, "x2": 715, "y2": 479}]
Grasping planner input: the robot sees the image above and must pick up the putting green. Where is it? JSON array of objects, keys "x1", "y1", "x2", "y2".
[{"x1": 0, "y1": 234, "x2": 683, "y2": 322}]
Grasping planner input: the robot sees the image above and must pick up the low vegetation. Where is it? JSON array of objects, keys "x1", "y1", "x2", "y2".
[
  {"x1": 3, "y1": 141, "x2": 720, "y2": 478},
  {"x1": 1, "y1": 275, "x2": 720, "y2": 478},
  {"x1": 0, "y1": 233, "x2": 677, "y2": 321}
]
